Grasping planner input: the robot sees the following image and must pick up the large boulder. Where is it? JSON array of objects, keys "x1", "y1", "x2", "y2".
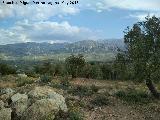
[
  {"x1": 0, "y1": 108, "x2": 12, "y2": 120},
  {"x1": 0, "y1": 86, "x2": 68, "y2": 120},
  {"x1": 22, "y1": 99, "x2": 60, "y2": 120},
  {"x1": 28, "y1": 86, "x2": 56, "y2": 99},
  {"x1": 20, "y1": 86, "x2": 68, "y2": 120},
  {"x1": 28, "y1": 86, "x2": 68, "y2": 112},
  {"x1": 11, "y1": 93, "x2": 28, "y2": 117}
]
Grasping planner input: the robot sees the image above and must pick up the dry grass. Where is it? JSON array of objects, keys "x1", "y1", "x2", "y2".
[{"x1": 0, "y1": 81, "x2": 17, "y2": 88}]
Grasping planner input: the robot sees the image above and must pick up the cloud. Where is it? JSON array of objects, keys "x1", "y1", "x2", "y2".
[
  {"x1": 0, "y1": 20, "x2": 102, "y2": 44},
  {"x1": 0, "y1": 0, "x2": 160, "y2": 44},
  {"x1": 129, "y1": 12, "x2": 160, "y2": 21},
  {"x1": 0, "y1": 0, "x2": 79, "y2": 20},
  {"x1": 1, "y1": 0, "x2": 160, "y2": 20}
]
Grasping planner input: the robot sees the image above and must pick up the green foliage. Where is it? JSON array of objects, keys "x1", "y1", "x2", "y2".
[
  {"x1": 90, "y1": 85, "x2": 99, "y2": 93},
  {"x1": 34, "y1": 62, "x2": 60, "y2": 76},
  {"x1": 115, "y1": 90, "x2": 153, "y2": 104},
  {"x1": 68, "y1": 111, "x2": 83, "y2": 120},
  {"x1": 54, "y1": 110, "x2": 83, "y2": 120},
  {"x1": 68, "y1": 85, "x2": 99, "y2": 97},
  {"x1": 100, "y1": 63, "x2": 112, "y2": 80},
  {"x1": 40, "y1": 74, "x2": 52, "y2": 83},
  {"x1": 0, "y1": 63, "x2": 16, "y2": 75},
  {"x1": 16, "y1": 77, "x2": 34, "y2": 87},
  {"x1": 60, "y1": 76, "x2": 70, "y2": 88},
  {"x1": 81, "y1": 63, "x2": 103, "y2": 79},
  {"x1": 91, "y1": 95, "x2": 109, "y2": 106},
  {"x1": 123, "y1": 16, "x2": 160, "y2": 81},
  {"x1": 65, "y1": 54, "x2": 86, "y2": 78},
  {"x1": 68, "y1": 85, "x2": 93, "y2": 97}
]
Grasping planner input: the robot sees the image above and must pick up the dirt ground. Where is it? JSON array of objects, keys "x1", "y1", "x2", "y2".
[{"x1": 70, "y1": 78, "x2": 160, "y2": 120}]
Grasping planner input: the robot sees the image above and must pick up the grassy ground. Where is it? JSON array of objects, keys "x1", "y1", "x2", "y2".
[{"x1": 0, "y1": 75, "x2": 160, "y2": 120}]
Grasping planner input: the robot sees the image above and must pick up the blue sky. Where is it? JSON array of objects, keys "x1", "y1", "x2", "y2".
[{"x1": 0, "y1": 0, "x2": 160, "y2": 44}]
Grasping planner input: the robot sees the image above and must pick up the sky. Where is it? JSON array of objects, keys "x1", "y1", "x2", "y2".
[{"x1": 0, "y1": 0, "x2": 160, "y2": 45}]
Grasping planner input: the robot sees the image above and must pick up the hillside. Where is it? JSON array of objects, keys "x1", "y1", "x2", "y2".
[{"x1": 0, "y1": 39, "x2": 124, "y2": 61}]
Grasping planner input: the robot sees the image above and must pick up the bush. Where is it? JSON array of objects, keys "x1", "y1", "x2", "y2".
[
  {"x1": 54, "y1": 110, "x2": 83, "y2": 120},
  {"x1": 91, "y1": 95, "x2": 109, "y2": 106},
  {"x1": 68, "y1": 85, "x2": 93, "y2": 97},
  {"x1": 69, "y1": 111, "x2": 83, "y2": 120},
  {"x1": 0, "y1": 63, "x2": 16, "y2": 75},
  {"x1": 40, "y1": 74, "x2": 52, "y2": 83},
  {"x1": 115, "y1": 90, "x2": 153, "y2": 104},
  {"x1": 16, "y1": 77, "x2": 34, "y2": 87},
  {"x1": 90, "y1": 85, "x2": 99, "y2": 93},
  {"x1": 60, "y1": 76, "x2": 70, "y2": 88}
]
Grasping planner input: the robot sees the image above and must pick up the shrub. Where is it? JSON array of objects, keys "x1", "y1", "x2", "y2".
[
  {"x1": 68, "y1": 85, "x2": 93, "y2": 97},
  {"x1": 69, "y1": 111, "x2": 83, "y2": 120},
  {"x1": 40, "y1": 74, "x2": 52, "y2": 83},
  {"x1": 60, "y1": 76, "x2": 70, "y2": 88},
  {"x1": 0, "y1": 63, "x2": 16, "y2": 75},
  {"x1": 54, "y1": 110, "x2": 83, "y2": 120},
  {"x1": 91, "y1": 95, "x2": 109, "y2": 106},
  {"x1": 16, "y1": 77, "x2": 34, "y2": 87},
  {"x1": 115, "y1": 90, "x2": 153, "y2": 104},
  {"x1": 90, "y1": 85, "x2": 99, "y2": 93}
]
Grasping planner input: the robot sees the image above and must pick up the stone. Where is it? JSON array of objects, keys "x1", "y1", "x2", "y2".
[
  {"x1": 0, "y1": 88, "x2": 15, "y2": 95},
  {"x1": 98, "y1": 88, "x2": 107, "y2": 94},
  {"x1": 0, "y1": 108, "x2": 12, "y2": 120},
  {"x1": 28, "y1": 86, "x2": 68, "y2": 112},
  {"x1": 22, "y1": 99, "x2": 59, "y2": 120},
  {"x1": 0, "y1": 88, "x2": 15, "y2": 102},
  {"x1": 11, "y1": 93, "x2": 28, "y2": 117},
  {"x1": 0, "y1": 100, "x2": 4, "y2": 109}
]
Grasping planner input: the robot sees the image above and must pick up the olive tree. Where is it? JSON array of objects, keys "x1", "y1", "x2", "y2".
[
  {"x1": 123, "y1": 16, "x2": 160, "y2": 98},
  {"x1": 65, "y1": 54, "x2": 86, "y2": 78}
]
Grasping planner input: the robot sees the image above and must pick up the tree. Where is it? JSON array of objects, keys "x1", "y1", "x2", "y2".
[
  {"x1": 0, "y1": 63, "x2": 16, "y2": 75},
  {"x1": 123, "y1": 16, "x2": 160, "y2": 98},
  {"x1": 65, "y1": 54, "x2": 86, "y2": 78}
]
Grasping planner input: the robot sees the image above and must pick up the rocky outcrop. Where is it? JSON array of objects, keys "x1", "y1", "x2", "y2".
[
  {"x1": 0, "y1": 86, "x2": 68, "y2": 120},
  {"x1": 0, "y1": 88, "x2": 15, "y2": 102},
  {"x1": 11, "y1": 93, "x2": 28, "y2": 118},
  {"x1": 22, "y1": 99, "x2": 59, "y2": 120},
  {"x1": 0, "y1": 100, "x2": 12, "y2": 120}
]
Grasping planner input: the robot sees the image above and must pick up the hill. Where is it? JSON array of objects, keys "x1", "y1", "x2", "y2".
[{"x1": 0, "y1": 39, "x2": 124, "y2": 61}]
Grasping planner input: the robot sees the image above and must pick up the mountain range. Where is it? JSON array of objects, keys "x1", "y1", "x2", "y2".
[{"x1": 0, "y1": 39, "x2": 124, "y2": 61}]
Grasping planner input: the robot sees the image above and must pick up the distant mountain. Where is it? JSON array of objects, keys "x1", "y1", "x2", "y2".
[{"x1": 0, "y1": 39, "x2": 124, "y2": 58}]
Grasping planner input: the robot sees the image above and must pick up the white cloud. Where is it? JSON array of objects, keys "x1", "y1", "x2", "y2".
[
  {"x1": 0, "y1": 0, "x2": 160, "y2": 44},
  {"x1": 1, "y1": 0, "x2": 160, "y2": 20},
  {"x1": 0, "y1": 20, "x2": 102, "y2": 44},
  {"x1": 0, "y1": 0, "x2": 79, "y2": 20},
  {"x1": 129, "y1": 12, "x2": 160, "y2": 21}
]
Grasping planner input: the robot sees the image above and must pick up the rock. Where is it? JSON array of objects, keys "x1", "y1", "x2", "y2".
[
  {"x1": 20, "y1": 86, "x2": 68, "y2": 120},
  {"x1": 0, "y1": 100, "x2": 4, "y2": 109},
  {"x1": 28, "y1": 86, "x2": 68, "y2": 112},
  {"x1": 22, "y1": 99, "x2": 59, "y2": 120},
  {"x1": 98, "y1": 89, "x2": 107, "y2": 94},
  {"x1": 48, "y1": 92, "x2": 68, "y2": 112},
  {"x1": 0, "y1": 88, "x2": 15, "y2": 102},
  {"x1": 0, "y1": 88, "x2": 15, "y2": 95},
  {"x1": 0, "y1": 86, "x2": 68, "y2": 120},
  {"x1": 11, "y1": 93, "x2": 28, "y2": 117},
  {"x1": 0, "y1": 108, "x2": 12, "y2": 120},
  {"x1": 28, "y1": 86, "x2": 55, "y2": 99},
  {"x1": 11, "y1": 93, "x2": 28, "y2": 103}
]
